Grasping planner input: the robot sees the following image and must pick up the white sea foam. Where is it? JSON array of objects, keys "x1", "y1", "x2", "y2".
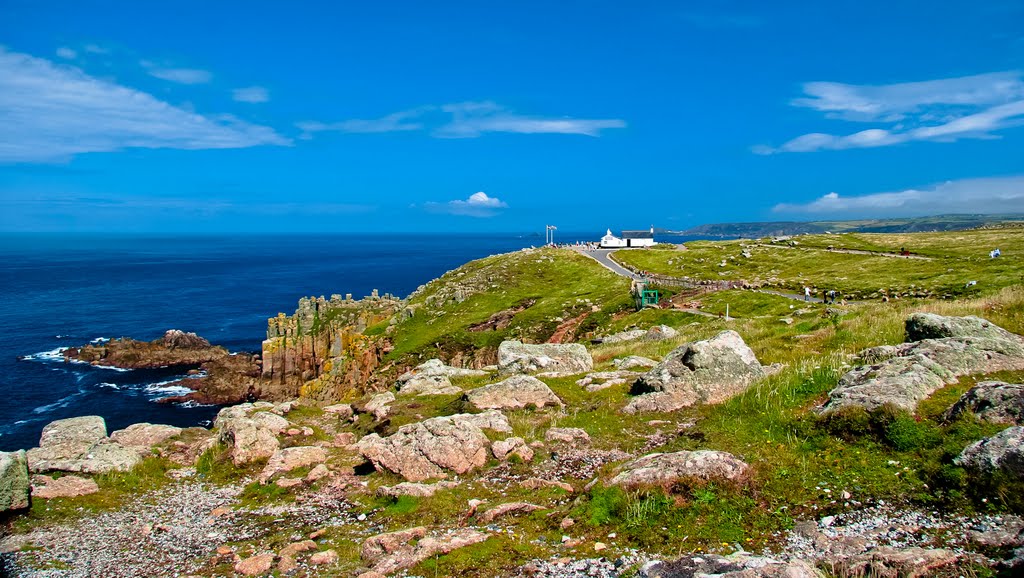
[
  {"x1": 21, "y1": 347, "x2": 67, "y2": 362},
  {"x1": 143, "y1": 379, "x2": 193, "y2": 397},
  {"x1": 97, "y1": 382, "x2": 120, "y2": 390},
  {"x1": 33, "y1": 391, "x2": 86, "y2": 414},
  {"x1": 175, "y1": 400, "x2": 214, "y2": 408}
]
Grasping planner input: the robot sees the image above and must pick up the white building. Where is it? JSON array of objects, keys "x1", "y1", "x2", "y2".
[{"x1": 600, "y1": 227, "x2": 655, "y2": 248}]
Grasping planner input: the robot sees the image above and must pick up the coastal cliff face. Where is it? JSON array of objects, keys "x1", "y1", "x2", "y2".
[{"x1": 260, "y1": 293, "x2": 401, "y2": 402}]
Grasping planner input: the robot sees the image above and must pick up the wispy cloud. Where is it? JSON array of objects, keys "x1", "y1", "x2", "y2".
[
  {"x1": 55, "y1": 47, "x2": 77, "y2": 60},
  {"x1": 232, "y1": 86, "x2": 269, "y2": 103},
  {"x1": 142, "y1": 60, "x2": 212, "y2": 84},
  {"x1": 299, "y1": 101, "x2": 625, "y2": 139},
  {"x1": 0, "y1": 47, "x2": 290, "y2": 163},
  {"x1": 297, "y1": 109, "x2": 425, "y2": 137},
  {"x1": 756, "y1": 71, "x2": 1024, "y2": 153},
  {"x1": 436, "y1": 101, "x2": 626, "y2": 137},
  {"x1": 83, "y1": 44, "x2": 108, "y2": 55},
  {"x1": 424, "y1": 191, "x2": 509, "y2": 217},
  {"x1": 772, "y1": 175, "x2": 1024, "y2": 216}
]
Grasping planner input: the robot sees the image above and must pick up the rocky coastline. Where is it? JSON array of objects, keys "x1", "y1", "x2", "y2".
[{"x1": 3, "y1": 249, "x2": 1024, "y2": 576}]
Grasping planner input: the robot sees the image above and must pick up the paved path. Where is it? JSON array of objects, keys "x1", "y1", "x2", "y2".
[{"x1": 575, "y1": 248, "x2": 642, "y2": 280}]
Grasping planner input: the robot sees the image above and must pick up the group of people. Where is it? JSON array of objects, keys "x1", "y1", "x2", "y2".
[{"x1": 803, "y1": 286, "x2": 841, "y2": 304}]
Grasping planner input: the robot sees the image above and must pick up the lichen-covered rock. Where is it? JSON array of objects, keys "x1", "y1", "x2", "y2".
[
  {"x1": 109, "y1": 423, "x2": 183, "y2": 456},
  {"x1": 625, "y1": 331, "x2": 765, "y2": 413},
  {"x1": 644, "y1": 324, "x2": 679, "y2": 340},
  {"x1": 31, "y1": 474, "x2": 99, "y2": 499},
  {"x1": 357, "y1": 411, "x2": 510, "y2": 481},
  {"x1": 840, "y1": 546, "x2": 959, "y2": 578},
  {"x1": 323, "y1": 403, "x2": 354, "y2": 419},
  {"x1": 259, "y1": 446, "x2": 328, "y2": 483},
  {"x1": 545, "y1": 427, "x2": 590, "y2": 444},
  {"x1": 491, "y1": 437, "x2": 534, "y2": 462},
  {"x1": 610, "y1": 450, "x2": 750, "y2": 488},
  {"x1": 955, "y1": 426, "x2": 1024, "y2": 476},
  {"x1": 0, "y1": 450, "x2": 30, "y2": 513},
  {"x1": 364, "y1": 392, "x2": 396, "y2": 419},
  {"x1": 613, "y1": 355, "x2": 659, "y2": 370},
  {"x1": 398, "y1": 358, "x2": 487, "y2": 382},
  {"x1": 822, "y1": 314, "x2": 1024, "y2": 415},
  {"x1": 944, "y1": 381, "x2": 1024, "y2": 424},
  {"x1": 465, "y1": 375, "x2": 563, "y2": 410},
  {"x1": 478, "y1": 502, "x2": 545, "y2": 523},
  {"x1": 576, "y1": 370, "x2": 639, "y2": 392},
  {"x1": 26, "y1": 416, "x2": 142, "y2": 474},
  {"x1": 234, "y1": 552, "x2": 275, "y2": 576},
  {"x1": 905, "y1": 312, "x2": 1018, "y2": 342},
  {"x1": 398, "y1": 374, "x2": 462, "y2": 396},
  {"x1": 361, "y1": 527, "x2": 489, "y2": 576},
  {"x1": 597, "y1": 329, "x2": 646, "y2": 344},
  {"x1": 214, "y1": 405, "x2": 288, "y2": 466},
  {"x1": 376, "y1": 481, "x2": 459, "y2": 498},
  {"x1": 497, "y1": 341, "x2": 593, "y2": 375}
]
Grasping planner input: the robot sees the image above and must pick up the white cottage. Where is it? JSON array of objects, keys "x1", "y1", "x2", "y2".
[{"x1": 600, "y1": 227, "x2": 655, "y2": 248}]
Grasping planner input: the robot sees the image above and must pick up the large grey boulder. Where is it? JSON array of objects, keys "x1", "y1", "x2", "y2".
[
  {"x1": 955, "y1": 426, "x2": 1024, "y2": 476},
  {"x1": 497, "y1": 341, "x2": 593, "y2": 375},
  {"x1": 614, "y1": 355, "x2": 659, "y2": 370},
  {"x1": 596, "y1": 329, "x2": 646, "y2": 344},
  {"x1": 944, "y1": 382, "x2": 1024, "y2": 425},
  {"x1": 644, "y1": 324, "x2": 679, "y2": 340},
  {"x1": 214, "y1": 404, "x2": 289, "y2": 466},
  {"x1": 625, "y1": 331, "x2": 765, "y2": 414},
  {"x1": 0, "y1": 450, "x2": 30, "y2": 513},
  {"x1": 465, "y1": 375, "x2": 563, "y2": 410},
  {"x1": 26, "y1": 416, "x2": 142, "y2": 474},
  {"x1": 397, "y1": 359, "x2": 487, "y2": 396},
  {"x1": 822, "y1": 314, "x2": 1024, "y2": 415},
  {"x1": 357, "y1": 411, "x2": 511, "y2": 482},
  {"x1": 610, "y1": 450, "x2": 750, "y2": 488},
  {"x1": 109, "y1": 423, "x2": 183, "y2": 456}
]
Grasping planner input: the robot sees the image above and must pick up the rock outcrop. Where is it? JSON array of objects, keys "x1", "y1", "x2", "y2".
[
  {"x1": 822, "y1": 314, "x2": 1024, "y2": 415},
  {"x1": 465, "y1": 375, "x2": 563, "y2": 410},
  {"x1": 0, "y1": 450, "x2": 30, "y2": 513},
  {"x1": 576, "y1": 370, "x2": 640, "y2": 392},
  {"x1": 497, "y1": 341, "x2": 593, "y2": 375},
  {"x1": 357, "y1": 411, "x2": 511, "y2": 481},
  {"x1": 360, "y1": 527, "x2": 489, "y2": 577},
  {"x1": 261, "y1": 294, "x2": 401, "y2": 402},
  {"x1": 258, "y1": 446, "x2": 328, "y2": 484},
  {"x1": 31, "y1": 474, "x2": 99, "y2": 499},
  {"x1": 109, "y1": 423, "x2": 183, "y2": 456},
  {"x1": 377, "y1": 481, "x2": 459, "y2": 498},
  {"x1": 609, "y1": 450, "x2": 750, "y2": 488},
  {"x1": 491, "y1": 437, "x2": 534, "y2": 462},
  {"x1": 613, "y1": 355, "x2": 659, "y2": 370},
  {"x1": 955, "y1": 426, "x2": 1024, "y2": 476},
  {"x1": 396, "y1": 359, "x2": 488, "y2": 396},
  {"x1": 944, "y1": 381, "x2": 1024, "y2": 424},
  {"x1": 625, "y1": 330, "x2": 766, "y2": 413},
  {"x1": 26, "y1": 416, "x2": 142, "y2": 474},
  {"x1": 214, "y1": 403, "x2": 290, "y2": 465},
  {"x1": 63, "y1": 330, "x2": 225, "y2": 369},
  {"x1": 596, "y1": 329, "x2": 646, "y2": 344}
]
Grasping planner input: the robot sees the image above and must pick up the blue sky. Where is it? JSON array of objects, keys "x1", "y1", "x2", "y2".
[{"x1": 1, "y1": 0, "x2": 1023, "y2": 233}]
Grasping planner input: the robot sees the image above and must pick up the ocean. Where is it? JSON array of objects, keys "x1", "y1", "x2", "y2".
[{"x1": 0, "y1": 233, "x2": 552, "y2": 452}]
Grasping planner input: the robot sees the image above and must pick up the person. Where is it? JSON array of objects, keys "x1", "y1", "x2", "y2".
[{"x1": 804, "y1": 286, "x2": 811, "y2": 301}]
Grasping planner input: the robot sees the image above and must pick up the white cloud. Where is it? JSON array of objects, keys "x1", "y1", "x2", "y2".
[
  {"x1": 143, "y1": 62, "x2": 212, "y2": 84},
  {"x1": 299, "y1": 101, "x2": 625, "y2": 139},
  {"x1": 0, "y1": 47, "x2": 290, "y2": 163},
  {"x1": 232, "y1": 86, "x2": 269, "y2": 103},
  {"x1": 296, "y1": 109, "x2": 425, "y2": 136},
  {"x1": 772, "y1": 175, "x2": 1024, "y2": 216},
  {"x1": 425, "y1": 191, "x2": 509, "y2": 217},
  {"x1": 436, "y1": 101, "x2": 625, "y2": 137},
  {"x1": 55, "y1": 47, "x2": 77, "y2": 60},
  {"x1": 83, "y1": 44, "x2": 108, "y2": 54},
  {"x1": 758, "y1": 71, "x2": 1024, "y2": 153}
]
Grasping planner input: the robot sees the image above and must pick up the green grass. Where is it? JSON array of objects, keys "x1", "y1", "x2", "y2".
[{"x1": 614, "y1": 228, "x2": 1024, "y2": 299}]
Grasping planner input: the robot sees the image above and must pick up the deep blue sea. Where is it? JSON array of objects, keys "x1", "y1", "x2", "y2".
[{"x1": 0, "y1": 233, "x2": 561, "y2": 451}]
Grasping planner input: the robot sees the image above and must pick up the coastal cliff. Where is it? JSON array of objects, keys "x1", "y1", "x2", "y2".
[{"x1": 260, "y1": 292, "x2": 402, "y2": 402}]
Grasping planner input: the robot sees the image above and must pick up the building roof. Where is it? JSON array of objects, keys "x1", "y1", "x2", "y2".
[{"x1": 621, "y1": 230, "x2": 654, "y2": 239}]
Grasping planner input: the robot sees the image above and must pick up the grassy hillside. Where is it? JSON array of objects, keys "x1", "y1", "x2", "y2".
[
  {"x1": 616, "y1": 227, "x2": 1024, "y2": 299},
  {"x1": 9, "y1": 232, "x2": 1024, "y2": 577}
]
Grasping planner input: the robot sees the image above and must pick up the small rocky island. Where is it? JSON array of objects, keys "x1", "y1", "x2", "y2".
[{"x1": 2, "y1": 240, "x2": 1024, "y2": 577}]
